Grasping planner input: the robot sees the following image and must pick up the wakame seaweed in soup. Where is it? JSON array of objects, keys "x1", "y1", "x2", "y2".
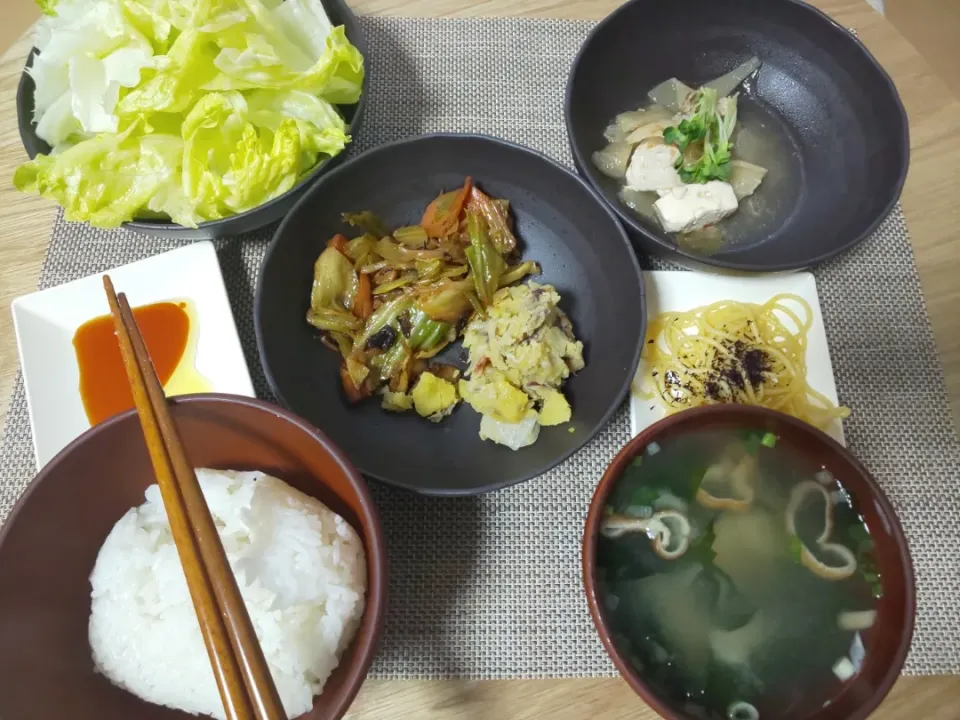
[{"x1": 597, "y1": 429, "x2": 881, "y2": 720}]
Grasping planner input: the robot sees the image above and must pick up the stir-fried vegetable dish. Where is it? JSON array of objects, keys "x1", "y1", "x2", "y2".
[
  {"x1": 308, "y1": 178, "x2": 585, "y2": 448},
  {"x1": 307, "y1": 179, "x2": 584, "y2": 448}
]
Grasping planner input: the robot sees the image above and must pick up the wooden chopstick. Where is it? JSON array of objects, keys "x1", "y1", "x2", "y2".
[{"x1": 103, "y1": 276, "x2": 287, "y2": 720}]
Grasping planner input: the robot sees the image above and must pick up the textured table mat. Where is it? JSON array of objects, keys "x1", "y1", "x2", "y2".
[{"x1": 2, "y1": 17, "x2": 959, "y2": 679}]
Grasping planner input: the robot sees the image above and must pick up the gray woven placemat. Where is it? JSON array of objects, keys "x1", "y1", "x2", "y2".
[{"x1": 2, "y1": 17, "x2": 959, "y2": 679}]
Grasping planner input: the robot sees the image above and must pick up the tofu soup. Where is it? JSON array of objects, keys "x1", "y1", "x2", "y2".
[
  {"x1": 596, "y1": 428, "x2": 882, "y2": 720},
  {"x1": 592, "y1": 59, "x2": 800, "y2": 254}
]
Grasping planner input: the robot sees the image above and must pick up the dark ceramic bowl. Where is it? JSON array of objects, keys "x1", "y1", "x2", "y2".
[
  {"x1": 0, "y1": 394, "x2": 386, "y2": 720},
  {"x1": 565, "y1": 0, "x2": 909, "y2": 272},
  {"x1": 583, "y1": 405, "x2": 915, "y2": 720},
  {"x1": 255, "y1": 133, "x2": 645, "y2": 495},
  {"x1": 16, "y1": 0, "x2": 367, "y2": 240}
]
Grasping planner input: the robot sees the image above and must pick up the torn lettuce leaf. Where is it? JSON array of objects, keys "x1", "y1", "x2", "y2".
[{"x1": 18, "y1": 0, "x2": 363, "y2": 228}]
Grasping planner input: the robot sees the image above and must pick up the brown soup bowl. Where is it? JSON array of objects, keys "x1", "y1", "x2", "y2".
[
  {"x1": 0, "y1": 394, "x2": 387, "y2": 720},
  {"x1": 582, "y1": 405, "x2": 915, "y2": 720}
]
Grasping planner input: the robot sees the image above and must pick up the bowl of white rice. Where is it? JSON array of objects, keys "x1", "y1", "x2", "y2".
[{"x1": 0, "y1": 394, "x2": 386, "y2": 720}]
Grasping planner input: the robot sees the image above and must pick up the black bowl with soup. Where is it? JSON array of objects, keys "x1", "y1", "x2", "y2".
[{"x1": 565, "y1": 0, "x2": 908, "y2": 272}]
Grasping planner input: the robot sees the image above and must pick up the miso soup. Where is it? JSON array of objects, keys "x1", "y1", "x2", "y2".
[{"x1": 596, "y1": 428, "x2": 881, "y2": 720}]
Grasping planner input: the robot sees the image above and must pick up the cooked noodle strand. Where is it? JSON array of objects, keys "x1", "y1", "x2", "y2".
[{"x1": 633, "y1": 295, "x2": 849, "y2": 430}]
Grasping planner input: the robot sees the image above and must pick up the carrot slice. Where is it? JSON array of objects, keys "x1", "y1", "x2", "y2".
[
  {"x1": 354, "y1": 272, "x2": 373, "y2": 319},
  {"x1": 421, "y1": 177, "x2": 473, "y2": 237},
  {"x1": 340, "y1": 363, "x2": 367, "y2": 403},
  {"x1": 327, "y1": 234, "x2": 350, "y2": 255}
]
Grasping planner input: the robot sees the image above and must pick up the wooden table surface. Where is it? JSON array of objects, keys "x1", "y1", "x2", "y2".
[{"x1": 1, "y1": 0, "x2": 958, "y2": 718}]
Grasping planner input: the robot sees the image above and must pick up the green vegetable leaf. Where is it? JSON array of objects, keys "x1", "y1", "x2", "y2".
[
  {"x1": 368, "y1": 341, "x2": 410, "y2": 382},
  {"x1": 13, "y1": 120, "x2": 195, "y2": 228},
  {"x1": 35, "y1": 0, "x2": 59, "y2": 16},
  {"x1": 408, "y1": 309, "x2": 453, "y2": 353},
  {"x1": 663, "y1": 125, "x2": 684, "y2": 149},
  {"x1": 687, "y1": 519, "x2": 718, "y2": 564},
  {"x1": 789, "y1": 535, "x2": 804, "y2": 565},
  {"x1": 671, "y1": 88, "x2": 737, "y2": 185},
  {"x1": 663, "y1": 116, "x2": 706, "y2": 153},
  {"x1": 355, "y1": 297, "x2": 413, "y2": 349},
  {"x1": 465, "y1": 211, "x2": 505, "y2": 306},
  {"x1": 225, "y1": 119, "x2": 302, "y2": 212},
  {"x1": 342, "y1": 210, "x2": 391, "y2": 238},
  {"x1": 17, "y1": 0, "x2": 364, "y2": 227},
  {"x1": 414, "y1": 279, "x2": 475, "y2": 324},
  {"x1": 629, "y1": 485, "x2": 659, "y2": 507}
]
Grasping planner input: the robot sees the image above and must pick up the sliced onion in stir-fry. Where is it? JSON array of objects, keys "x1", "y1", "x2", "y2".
[
  {"x1": 345, "y1": 233, "x2": 377, "y2": 261},
  {"x1": 306, "y1": 307, "x2": 363, "y2": 334},
  {"x1": 393, "y1": 224, "x2": 429, "y2": 248},
  {"x1": 499, "y1": 261, "x2": 541, "y2": 287},
  {"x1": 376, "y1": 237, "x2": 446, "y2": 264},
  {"x1": 416, "y1": 279, "x2": 475, "y2": 323},
  {"x1": 374, "y1": 274, "x2": 418, "y2": 295},
  {"x1": 311, "y1": 247, "x2": 359, "y2": 313},
  {"x1": 342, "y1": 211, "x2": 390, "y2": 238}
]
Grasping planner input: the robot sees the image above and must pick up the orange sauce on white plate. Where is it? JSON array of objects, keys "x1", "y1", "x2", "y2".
[{"x1": 72, "y1": 300, "x2": 211, "y2": 426}]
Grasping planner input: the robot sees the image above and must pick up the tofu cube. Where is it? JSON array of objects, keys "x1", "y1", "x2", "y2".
[
  {"x1": 653, "y1": 181, "x2": 739, "y2": 233},
  {"x1": 625, "y1": 140, "x2": 682, "y2": 193}
]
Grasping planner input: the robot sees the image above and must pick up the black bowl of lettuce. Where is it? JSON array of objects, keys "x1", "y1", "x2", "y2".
[
  {"x1": 255, "y1": 133, "x2": 645, "y2": 495},
  {"x1": 565, "y1": 0, "x2": 908, "y2": 272},
  {"x1": 16, "y1": 0, "x2": 367, "y2": 240}
]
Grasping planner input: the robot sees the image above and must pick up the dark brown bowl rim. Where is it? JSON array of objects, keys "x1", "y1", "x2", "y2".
[
  {"x1": 15, "y1": 0, "x2": 369, "y2": 237},
  {"x1": 581, "y1": 404, "x2": 916, "y2": 720},
  {"x1": 0, "y1": 392, "x2": 387, "y2": 720},
  {"x1": 563, "y1": 0, "x2": 910, "y2": 273}
]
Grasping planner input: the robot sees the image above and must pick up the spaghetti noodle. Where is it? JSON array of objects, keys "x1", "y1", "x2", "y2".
[{"x1": 633, "y1": 294, "x2": 849, "y2": 430}]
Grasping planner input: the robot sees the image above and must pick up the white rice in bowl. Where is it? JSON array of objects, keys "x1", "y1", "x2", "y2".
[{"x1": 89, "y1": 469, "x2": 367, "y2": 720}]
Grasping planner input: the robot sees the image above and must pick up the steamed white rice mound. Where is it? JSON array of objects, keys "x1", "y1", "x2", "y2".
[{"x1": 89, "y1": 469, "x2": 367, "y2": 720}]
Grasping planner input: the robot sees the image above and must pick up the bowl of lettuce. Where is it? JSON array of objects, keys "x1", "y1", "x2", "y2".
[{"x1": 15, "y1": 0, "x2": 367, "y2": 239}]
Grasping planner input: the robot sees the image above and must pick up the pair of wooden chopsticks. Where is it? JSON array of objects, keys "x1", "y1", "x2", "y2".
[{"x1": 103, "y1": 276, "x2": 288, "y2": 720}]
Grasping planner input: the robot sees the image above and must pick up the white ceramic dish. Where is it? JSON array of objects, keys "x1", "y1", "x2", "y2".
[
  {"x1": 12, "y1": 241, "x2": 255, "y2": 468},
  {"x1": 630, "y1": 270, "x2": 845, "y2": 444}
]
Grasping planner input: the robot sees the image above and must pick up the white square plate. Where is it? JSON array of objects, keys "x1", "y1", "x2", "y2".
[
  {"x1": 12, "y1": 241, "x2": 255, "y2": 469},
  {"x1": 630, "y1": 270, "x2": 845, "y2": 444}
]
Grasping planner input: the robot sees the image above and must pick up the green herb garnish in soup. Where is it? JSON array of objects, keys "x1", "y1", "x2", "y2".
[{"x1": 597, "y1": 428, "x2": 880, "y2": 719}]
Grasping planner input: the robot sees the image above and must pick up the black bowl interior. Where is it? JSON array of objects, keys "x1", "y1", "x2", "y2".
[
  {"x1": 566, "y1": 0, "x2": 908, "y2": 271},
  {"x1": 256, "y1": 134, "x2": 645, "y2": 494},
  {"x1": 16, "y1": 0, "x2": 368, "y2": 240}
]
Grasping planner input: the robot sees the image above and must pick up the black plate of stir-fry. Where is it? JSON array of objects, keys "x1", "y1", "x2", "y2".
[{"x1": 255, "y1": 133, "x2": 644, "y2": 495}]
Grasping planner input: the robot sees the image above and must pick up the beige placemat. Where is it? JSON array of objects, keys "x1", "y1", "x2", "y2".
[{"x1": 2, "y1": 17, "x2": 958, "y2": 678}]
